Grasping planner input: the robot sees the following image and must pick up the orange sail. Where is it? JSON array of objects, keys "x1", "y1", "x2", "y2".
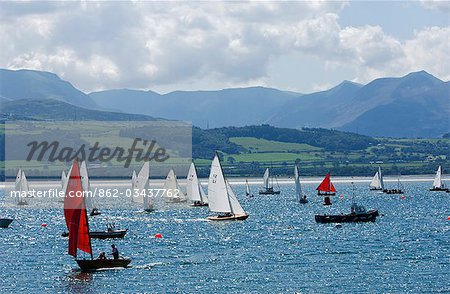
[
  {"x1": 316, "y1": 173, "x2": 336, "y2": 193},
  {"x1": 64, "y1": 160, "x2": 92, "y2": 258}
]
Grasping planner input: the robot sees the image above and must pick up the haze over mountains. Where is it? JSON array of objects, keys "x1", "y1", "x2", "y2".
[{"x1": 0, "y1": 68, "x2": 448, "y2": 138}]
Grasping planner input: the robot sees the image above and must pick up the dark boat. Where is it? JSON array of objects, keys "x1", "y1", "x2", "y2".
[
  {"x1": 259, "y1": 187, "x2": 281, "y2": 195},
  {"x1": 76, "y1": 258, "x2": 131, "y2": 272},
  {"x1": 259, "y1": 168, "x2": 280, "y2": 195},
  {"x1": 192, "y1": 201, "x2": 208, "y2": 207},
  {"x1": 316, "y1": 173, "x2": 336, "y2": 205},
  {"x1": 90, "y1": 229, "x2": 128, "y2": 239},
  {"x1": 62, "y1": 228, "x2": 128, "y2": 239},
  {"x1": 383, "y1": 178, "x2": 404, "y2": 194},
  {"x1": 315, "y1": 203, "x2": 379, "y2": 223},
  {"x1": 64, "y1": 160, "x2": 131, "y2": 272},
  {"x1": 0, "y1": 218, "x2": 13, "y2": 228},
  {"x1": 383, "y1": 189, "x2": 404, "y2": 194},
  {"x1": 90, "y1": 208, "x2": 101, "y2": 216}
]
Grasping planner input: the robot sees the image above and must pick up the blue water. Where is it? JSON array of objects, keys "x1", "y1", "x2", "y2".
[{"x1": 1, "y1": 181, "x2": 449, "y2": 293}]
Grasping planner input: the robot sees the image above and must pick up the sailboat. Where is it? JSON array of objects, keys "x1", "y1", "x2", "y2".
[
  {"x1": 294, "y1": 162, "x2": 308, "y2": 203},
  {"x1": 207, "y1": 153, "x2": 249, "y2": 221},
  {"x1": 430, "y1": 166, "x2": 448, "y2": 191},
  {"x1": 383, "y1": 177, "x2": 404, "y2": 194},
  {"x1": 132, "y1": 162, "x2": 154, "y2": 212},
  {"x1": 315, "y1": 182, "x2": 379, "y2": 223},
  {"x1": 259, "y1": 167, "x2": 280, "y2": 195},
  {"x1": 186, "y1": 162, "x2": 208, "y2": 206},
  {"x1": 316, "y1": 173, "x2": 336, "y2": 206},
  {"x1": 369, "y1": 167, "x2": 384, "y2": 191},
  {"x1": 80, "y1": 161, "x2": 100, "y2": 216},
  {"x1": 15, "y1": 169, "x2": 29, "y2": 205},
  {"x1": 163, "y1": 169, "x2": 187, "y2": 203},
  {"x1": 64, "y1": 160, "x2": 131, "y2": 272},
  {"x1": 245, "y1": 179, "x2": 253, "y2": 198}
]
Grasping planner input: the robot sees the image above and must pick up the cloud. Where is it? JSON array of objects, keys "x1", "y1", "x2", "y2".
[{"x1": 0, "y1": 1, "x2": 448, "y2": 93}]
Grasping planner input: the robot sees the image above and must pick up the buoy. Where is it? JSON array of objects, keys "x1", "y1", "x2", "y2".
[
  {"x1": 41, "y1": 223, "x2": 47, "y2": 227},
  {"x1": 339, "y1": 194, "x2": 344, "y2": 199},
  {"x1": 154, "y1": 233, "x2": 163, "y2": 238},
  {"x1": 401, "y1": 195, "x2": 406, "y2": 199},
  {"x1": 447, "y1": 216, "x2": 450, "y2": 221}
]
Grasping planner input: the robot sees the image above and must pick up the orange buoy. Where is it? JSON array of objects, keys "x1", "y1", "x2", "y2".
[
  {"x1": 154, "y1": 233, "x2": 163, "y2": 238},
  {"x1": 41, "y1": 223, "x2": 47, "y2": 227}
]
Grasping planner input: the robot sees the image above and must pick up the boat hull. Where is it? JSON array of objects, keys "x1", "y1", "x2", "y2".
[
  {"x1": 208, "y1": 214, "x2": 249, "y2": 221},
  {"x1": 370, "y1": 188, "x2": 383, "y2": 191},
  {"x1": 61, "y1": 229, "x2": 128, "y2": 239},
  {"x1": 299, "y1": 199, "x2": 308, "y2": 204},
  {"x1": 76, "y1": 258, "x2": 131, "y2": 272},
  {"x1": 315, "y1": 210, "x2": 379, "y2": 223},
  {"x1": 258, "y1": 190, "x2": 280, "y2": 195},
  {"x1": 191, "y1": 202, "x2": 208, "y2": 207},
  {"x1": 383, "y1": 189, "x2": 404, "y2": 194},
  {"x1": 429, "y1": 187, "x2": 449, "y2": 192},
  {"x1": 0, "y1": 218, "x2": 13, "y2": 228}
]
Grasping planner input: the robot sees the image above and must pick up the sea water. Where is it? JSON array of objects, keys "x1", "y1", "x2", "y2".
[{"x1": 0, "y1": 180, "x2": 449, "y2": 293}]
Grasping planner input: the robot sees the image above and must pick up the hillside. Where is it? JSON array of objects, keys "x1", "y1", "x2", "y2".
[
  {"x1": 0, "y1": 99, "x2": 159, "y2": 121},
  {"x1": 0, "y1": 68, "x2": 97, "y2": 109}
]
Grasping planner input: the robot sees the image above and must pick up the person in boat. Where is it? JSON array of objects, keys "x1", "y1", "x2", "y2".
[
  {"x1": 110, "y1": 244, "x2": 119, "y2": 260},
  {"x1": 219, "y1": 212, "x2": 233, "y2": 218},
  {"x1": 97, "y1": 251, "x2": 106, "y2": 260},
  {"x1": 107, "y1": 223, "x2": 115, "y2": 232},
  {"x1": 91, "y1": 208, "x2": 99, "y2": 215}
]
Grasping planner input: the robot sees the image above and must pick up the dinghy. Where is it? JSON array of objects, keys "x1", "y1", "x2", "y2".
[
  {"x1": 64, "y1": 160, "x2": 131, "y2": 272},
  {"x1": 163, "y1": 169, "x2": 187, "y2": 203},
  {"x1": 383, "y1": 177, "x2": 404, "y2": 194},
  {"x1": 315, "y1": 183, "x2": 379, "y2": 223},
  {"x1": 186, "y1": 162, "x2": 208, "y2": 206},
  {"x1": 245, "y1": 179, "x2": 253, "y2": 198},
  {"x1": 132, "y1": 162, "x2": 153, "y2": 212},
  {"x1": 207, "y1": 153, "x2": 248, "y2": 221},
  {"x1": 0, "y1": 218, "x2": 13, "y2": 228},
  {"x1": 294, "y1": 162, "x2": 308, "y2": 203},
  {"x1": 15, "y1": 169, "x2": 29, "y2": 205},
  {"x1": 259, "y1": 167, "x2": 280, "y2": 195},
  {"x1": 316, "y1": 173, "x2": 336, "y2": 205},
  {"x1": 430, "y1": 166, "x2": 448, "y2": 191},
  {"x1": 369, "y1": 167, "x2": 384, "y2": 191}
]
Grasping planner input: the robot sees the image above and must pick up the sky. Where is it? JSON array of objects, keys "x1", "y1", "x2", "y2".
[{"x1": 0, "y1": 1, "x2": 449, "y2": 94}]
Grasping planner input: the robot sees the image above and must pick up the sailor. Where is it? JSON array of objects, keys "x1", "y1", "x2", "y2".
[
  {"x1": 97, "y1": 251, "x2": 106, "y2": 260},
  {"x1": 111, "y1": 244, "x2": 119, "y2": 260}
]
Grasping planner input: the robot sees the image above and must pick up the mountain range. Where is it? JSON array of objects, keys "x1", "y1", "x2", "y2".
[{"x1": 0, "y1": 68, "x2": 448, "y2": 138}]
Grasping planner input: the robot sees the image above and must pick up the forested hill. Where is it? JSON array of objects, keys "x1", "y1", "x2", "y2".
[{"x1": 193, "y1": 125, "x2": 376, "y2": 159}]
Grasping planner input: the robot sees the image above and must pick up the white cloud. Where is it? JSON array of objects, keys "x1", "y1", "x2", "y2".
[{"x1": 0, "y1": 1, "x2": 448, "y2": 93}]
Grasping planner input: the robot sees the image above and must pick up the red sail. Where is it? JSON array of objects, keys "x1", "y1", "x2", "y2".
[
  {"x1": 64, "y1": 160, "x2": 92, "y2": 257},
  {"x1": 316, "y1": 173, "x2": 336, "y2": 192}
]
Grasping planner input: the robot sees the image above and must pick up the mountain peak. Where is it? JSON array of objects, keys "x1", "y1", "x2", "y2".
[{"x1": 403, "y1": 70, "x2": 442, "y2": 83}]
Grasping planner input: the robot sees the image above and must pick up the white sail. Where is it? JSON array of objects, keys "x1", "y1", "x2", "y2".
[
  {"x1": 294, "y1": 163, "x2": 303, "y2": 201},
  {"x1": 245, "y1": 179, "x2": 251, "y2": 196},
  {"x1": 163, "y1": 169, "x2": 186, "y2": 202},
  {"x1": 62, "y1": 165, "x2": 72, "y2": 197},
  {"x1": 263, "y1": 168, "x2": 270, "y2": 189},
  {"x1": 378, "y1": 167, "x2": 384, "y2": 190},
  {"x1": 61, "y1": 170, "x2": 67, "y2": 190},
  {"x1": 133, "y1": 162, "x2": 150, "y2": 208},
  {"x1": 208, "y1": 154, "x2": 246, "y2": 214},
  {"x1": 432, "y1": 166, "x2": 442, "y2": 188},
  {"x1": 80, "y1": 161, "x2": 94, "y2": 210},
  {"x1": 186, "y1": 162, "x2": 207, "y2": 203},
  {"x1": 15, "y1": 169, "x2": 22, "y2": 191},
  {"x1": 370, "y1": 171, "x2": 381, "y2": 189}
]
